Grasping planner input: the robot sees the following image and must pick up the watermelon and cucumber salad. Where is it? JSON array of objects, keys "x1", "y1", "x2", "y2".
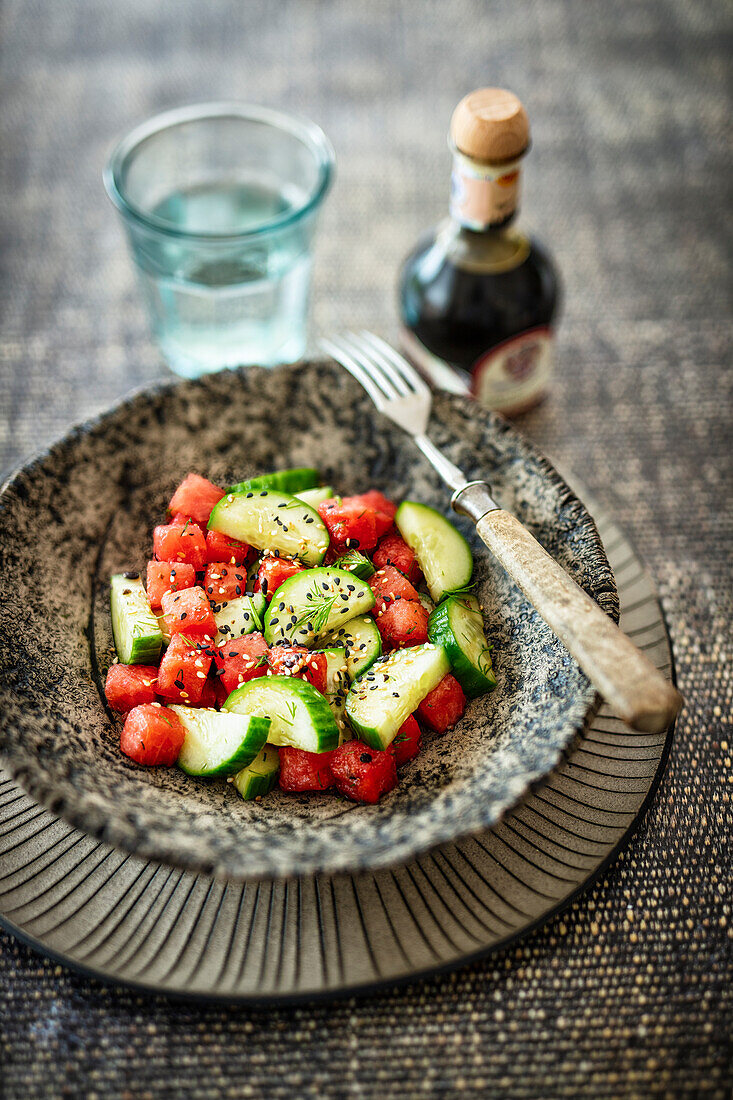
[{"x1": 105, "y1": 468, "x2": 497, "y2": 804}]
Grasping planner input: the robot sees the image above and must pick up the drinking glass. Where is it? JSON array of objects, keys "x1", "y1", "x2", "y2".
[{"x1": 104, "y1": 103, "x2": 334, "y2": 378}]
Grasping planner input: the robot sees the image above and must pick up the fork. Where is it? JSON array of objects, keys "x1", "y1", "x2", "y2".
[{"x1": 320, "y1": 331, "x2": 683, "y2": 734}]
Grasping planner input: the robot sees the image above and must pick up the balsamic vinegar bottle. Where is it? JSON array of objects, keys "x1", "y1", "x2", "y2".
[{"x1": 399, "y1": 88, "x2": 560, "y2": 416}]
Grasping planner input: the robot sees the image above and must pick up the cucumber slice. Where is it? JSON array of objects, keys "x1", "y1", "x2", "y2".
[
  {"x1": 228, "y1": 468, "x2": 319, "y2": 495},
  {"x1": 332, "y1": 549, "x2": 376, "y2": 580},
  {"x1": 224, "y1": 675, "x2": 339, "y2": 753},
  {"x1": 428, "y1": 595, "x2": 497, "y2": 697},
  {"x1": 321, "y1": 614, "x2": 382, "y2": 677},
  {"x1": 319, "y1": 646, "x2": 352, "y2": 737},
  {"x1": 295, "y1": 486, "x2": 333, "y2": 507},
  {"x1": 395, "y1": 501, "x2": 473, "y2": 603},
  {"x1": 345, "y1": 643, "x2": 450, "y2": 750},
  {"x1": 171, "y1": 706, "x2": 271, "y2": 778},
  {"x1": 110, "y1": 574, "x2": 164, "y2": 665},
  {"x1": 212, "y1": 593, "x2": 266, "y2": 643},
  {"x1": 232, "y1": 745, "x2": 280, "y2": 800},
  {"x1": 263, "y1": 567, "x2": 375, "y2": 647},
  {"x1": 209, "y1": 489, "x2": 329, "y2": 567}
]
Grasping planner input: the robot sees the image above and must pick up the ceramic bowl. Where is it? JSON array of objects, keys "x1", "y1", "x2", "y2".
[{"x1": 0, "y1": 361, "x2": 617, "y2": 880}]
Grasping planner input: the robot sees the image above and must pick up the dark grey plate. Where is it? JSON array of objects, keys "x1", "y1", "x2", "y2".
[
  {"x1": 0, "y1": 501, "x2": 673, "y2": 1001},
  {"x1": 0, "y1": 361, "x2": 616, "y2": 881}
]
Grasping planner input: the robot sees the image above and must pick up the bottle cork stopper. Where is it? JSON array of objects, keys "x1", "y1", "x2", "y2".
[{"x1": 450, "y1": 88, "x2": 530, "y2": 163}]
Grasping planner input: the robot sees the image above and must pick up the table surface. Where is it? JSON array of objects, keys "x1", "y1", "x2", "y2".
[{"x1": 1, "y1": 1, "x2": 730, "y2": 1096}]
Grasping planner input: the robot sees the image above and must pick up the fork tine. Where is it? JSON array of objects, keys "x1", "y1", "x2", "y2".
[
  {"x1": 358, "y1": 331, "x2": 432, "y2": 398},
  {"x1": 319, "y1": 337, "x2": 390, "y2": 411},
  {"x1": 339, "y1": 332, "x2": 406, "y2": 400}
]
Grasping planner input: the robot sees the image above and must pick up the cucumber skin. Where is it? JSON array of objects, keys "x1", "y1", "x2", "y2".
[
  {"x1": 235, "y1": 767, "x2": 279, "y2": 800},
  {"x1": 395, "y1": 501, "x2": 473, "y2": 604},
  {"x1": 233, "y1": 747, "x2": 280, "y2": 800},
  {"x1": 110, "y1": 575, "x2": 163, "y2": 665},
  {"x1": 428, "y1": 599, "x2": 497, "y2": 698},
  {"x1": 223, "y1": 675, "x2": 339, "y2": 753},
  {"x1": 228, "y1": 468, "x2": 319, "y2": 495},
  {"x1": 263, "y1": 567, "x2": 375, "y2": 646},
  {"x1": 175, "y1": 714, "x2": 271, "y2": 778}
]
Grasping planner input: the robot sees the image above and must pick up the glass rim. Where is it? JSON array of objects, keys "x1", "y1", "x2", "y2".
[{"x1": 103, "y1": 101, "x2": 335, "y2": 241}]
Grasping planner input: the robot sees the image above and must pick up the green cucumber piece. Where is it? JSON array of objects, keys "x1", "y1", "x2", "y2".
[
  {"x1": 345, "y1": 643, "x2": 450, "y2": 750},
  {"x1": 321, "y1": 614, "x2": 382, "y2": 677},
  {"x1": 228, "y1": 468, "x2": 319, "y2": 495},
  {"x1": 332, "y1": 549, "x2": 375, "y2": 580},
  {"x1": 110, "y1": 574, "x2": 164, "y2": 665},
  {"x1": 224, "y1": 675, "x2": 339, "y2": 753},
  {"x1": 296, "y1": 485, "x2": 334, "y2": 507},
  {"x1": 212, "y1": 593, "x2": 266, "y2": 644},
  {"x1": 209, "y1": 489, "x2": 329, "y2": 567},
  {"x1": 171, "y1": 707, "x2": 271, "y2": 778},
  {"x1": 263, "y1": 567, "x2": 375, "y2": 647},
  {"x1": 428, "y1": 595, "x2": 497, "y2": 697},
  {"x1": 232, "y1": 745, "x2": 280, "y2": 800},
  {"x1": 395, "y1": 501, "x2": 473, "y2": 603}
]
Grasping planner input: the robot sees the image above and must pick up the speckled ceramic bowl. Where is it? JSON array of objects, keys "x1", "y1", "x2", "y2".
[{"x1": 0, "y1": 360, "x2": 617, "y2": 880}]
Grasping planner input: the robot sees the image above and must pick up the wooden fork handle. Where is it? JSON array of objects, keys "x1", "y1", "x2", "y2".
[{"x1": 453, "y1": 487, "x2": 683, "y2": 733}]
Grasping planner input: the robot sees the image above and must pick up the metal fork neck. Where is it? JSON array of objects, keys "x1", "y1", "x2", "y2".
[{"x1": 413, "y1": 434, "x2": 467, "y2": 493}]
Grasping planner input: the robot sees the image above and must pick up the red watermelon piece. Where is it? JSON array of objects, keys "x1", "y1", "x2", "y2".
[
  {"x1": 168, "y1": 473, "x2": 224, "y2": 526},
  {"x1": 416, "y1": 674, "x2": 466, "y2": 733},
  {"x1": 105, "y1": 664, "x2": 159, "y2": 713},
  {"x1": 120, "y1": 704, "x2": 185, "y2": 767}
]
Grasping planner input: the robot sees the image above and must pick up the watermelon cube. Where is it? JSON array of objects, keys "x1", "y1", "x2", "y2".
[
  {"x1": 157, "y1": 635, "x2": 213, "y2": 705},
  {"x1": 390, "y1": 715, "x2": 422, "y2": 767},
  {"x1": 255, "y1": 555, "x2": 305, "y2": 600},
  {"x1": 203, "y1": 562, "x2": 250, "y2": 605},
  {"x1": 352, "y1": 490, "x2": 396, "y2": 538},
  {"x1": 168, "y1": 473, "x2": 224, "y2": 526},
  {"x1": 213, "y1": 632, "x2": 269, "y2": 696},
  {"x1": 329, "y1": 741, "x2": 398, "y2": 803},
  {"x1": 160, "y1": 586, "x2": 216, "y2": 640},
  {"x1": 318, "y1": 496, "x2": 379, "y2": 554},
  {"x1": 416, "y1": 674, "x2": 466, "y2": 733},
  {"x1": 146, "y1": 560, "x2": 196, "y2": 610},
  {"x1": 120, "y1": 704, "x2": 185, "y2": 767},
  {"x1": 376, "y1": 598, "x2": 429, "y2": 649},
  {"x1": 278, "y1": 747, "x2": 334, "y2": 792},
  {"x1": 267, "y1": 645, "x2": 328, "y2": 695},
  {"x1": 373, "y1": 530, "x2": 422, "y2": 585},
  {"x1": 105, "y1": 664, "x2": 159, "y2": 713},
  {"x1": 153, "y1": 519, "x2": 207, "y2": 571},
  {"x1": 369, "y1": 564, "x2": 421, "y2": 614},
  {"x1": 205, "y1": 528, "x2": 250, "y2": 565}
]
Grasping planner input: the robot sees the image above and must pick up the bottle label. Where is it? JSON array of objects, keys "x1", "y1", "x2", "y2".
[
  {"x1": 450, "y1": 152, "x2": 522, "y2": 230},
  {"x1": 471, "y1": 326, "x2": 553, "y2": 414}
]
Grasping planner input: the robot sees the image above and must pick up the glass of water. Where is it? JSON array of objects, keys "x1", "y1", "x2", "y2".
[{"x1": 104, "y1": 103, "x2": 334, "y2": 377}]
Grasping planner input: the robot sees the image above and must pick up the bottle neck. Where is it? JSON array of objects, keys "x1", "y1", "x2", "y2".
[{"x1": 449, "y1": 148, "x2": 524, "y2": 231}]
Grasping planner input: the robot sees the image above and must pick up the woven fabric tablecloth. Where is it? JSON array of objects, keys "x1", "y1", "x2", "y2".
[{"x1": 1, "y1": 1, "x2": 731, "y2": 1095}]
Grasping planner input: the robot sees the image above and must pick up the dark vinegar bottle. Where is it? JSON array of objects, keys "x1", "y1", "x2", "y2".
[{"x1": 399, "y1": 88, "x2": 560, "y2": 416}]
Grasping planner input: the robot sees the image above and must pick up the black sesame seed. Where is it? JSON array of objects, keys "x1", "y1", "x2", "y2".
[
  {"x1": 259, "y1": 491, "x2": 267, "y2": 497},
  {"x1": 180, "y1": 612, "x2": 188, "y2": 619},
  {"x1": 246, "y1": 492, "x2": 254, "y2": 498},
  {"x1": 235, "y1": 586, "x2": 242, "y2": 596},
  {"x1": 123, "y1": 571, "x2": 140, "y2": 580}
]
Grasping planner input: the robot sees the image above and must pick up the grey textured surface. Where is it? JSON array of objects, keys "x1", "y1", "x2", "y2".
[{"x1": 0, "y1": 0, "x2": 731, "y2": 1096}]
